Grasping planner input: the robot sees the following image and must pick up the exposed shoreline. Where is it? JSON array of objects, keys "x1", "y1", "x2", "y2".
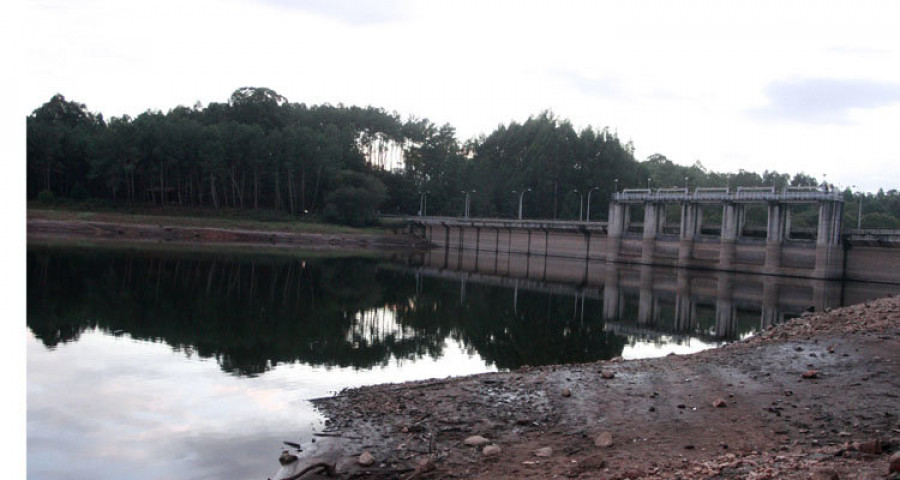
[
  {"x1": 26, "y1": 217, "x2": 425, "y2": 252},
  {"x1": 299, "y1": 296, "x2": 900, "y2": 479}
]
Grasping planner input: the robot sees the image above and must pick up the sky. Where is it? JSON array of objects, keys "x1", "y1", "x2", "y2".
[{"x1": 17, "y1": 0, "x2": 900, "y2": 193}]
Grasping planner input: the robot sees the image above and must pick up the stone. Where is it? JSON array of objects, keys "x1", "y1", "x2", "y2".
[
  {"x1": 713, "y1": 398, "x2": 728, "y2": 408},
  {"x1": 600, "y1": 370, "x2": 615, "y2": 379},
  {"x1": 464, "y1": 435, "x2": 490, "y2": 447},
  {"x1": 890, "y1": 451, "x2": 900, "y2": 473},
  {"x1": 810, "y1": 467, "x2": 839, "y2": 480},
  {"x1": 594, "y1": 431, "x2": 614, "y2": 448},
  {"x1": 416, "y1": 459, "x2": 436, "y2": 474},
  {"x1": 561, "y1": 388, "x2": 571, "y2": 397},
  {"x1": 857, "y1": 439, "x2": 882, "y2": 455},
  {"x1": 358, "y1": 451, "x2": 375, "y2": 466},
  {"x1": 533, "y1": 447, "x2": 553, "y2": 457},
  {"x1": 802, "y1": 370, "x2": 819, "y2": 379},
  {"x1": 483, "y1": 444, "x2": 502, "y2": 456}
]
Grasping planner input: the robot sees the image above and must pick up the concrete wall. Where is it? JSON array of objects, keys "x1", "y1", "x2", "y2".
[{"x1": 424, "y1": 222, "x2": 900, "y2": 283}]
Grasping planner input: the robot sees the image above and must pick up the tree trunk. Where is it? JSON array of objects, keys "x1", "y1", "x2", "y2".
[{"x1": 210, "y1": 173, "x2": 219, "y2": 209}]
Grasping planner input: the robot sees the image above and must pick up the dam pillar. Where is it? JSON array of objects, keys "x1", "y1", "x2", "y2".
[
  {"x1": 764, "y1": 202, "x2": 787, "y2": 274},
  {"x1": 607, "y1": 202, "x2": 626, "y2": 263},
  {"x1": 678, "y1": 203, "x2": 699, "y2": 267},
  {"x1": 814, "y1": 200, "x2": 844, "y2": 279},
  {"x1": 719, "y1": 202, "x2": 739, "y2": 269},
  {"x1": 641, "y1": 202, "x2": 661, "y2": 264}
]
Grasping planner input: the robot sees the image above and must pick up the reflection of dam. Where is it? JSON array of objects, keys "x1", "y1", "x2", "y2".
[{"x1": 397, "y1": 245, "x2": 899, "y2": 341}]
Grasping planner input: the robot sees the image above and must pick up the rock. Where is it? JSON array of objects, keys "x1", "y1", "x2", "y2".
[
  {"x1": 561, "y1": 388, "x2": 571, "y2": 397},
  {"x1": 533, "y1": 446, "x2": 553, "y2": 457},
  {"x1": 610, "y1": 356, "x2": 624, "y2": 363},
  {"x1": 594, "y1": 431, "x2": 614, "y2": 448},
  {"x1": 810, "y1": 467, "x2": 839, "y2": 480},
  {"x1": 483, "y1": 444, "x2": 502, "y2": 456},
  {"x1": 857, "y1": 439, "x2": 882, "y2": 455},
  {"x1": 415, "y1": 458, "x2": 436, "y2": 473},
  {"x1": 279, "y1": 451, "x2": 298, "y2": 466},
  {"x1": 713, "y1": 398, "x2": 728, "y2": 408},
  {"x1": 802, "y1": 369, "x2": 819, "y2": 379},
  {"x1": 358, "y1": 451, "x2": 375, "y2": 466},
  {"x1": 890, "y1": 451, "x2": 900, "y2": 473},
  {"x1": 600, "y1": 370, "x2": 615, "y2": 379},
  {"x1": 464, "y1": 435, "x2": 490, "y2": 446}
]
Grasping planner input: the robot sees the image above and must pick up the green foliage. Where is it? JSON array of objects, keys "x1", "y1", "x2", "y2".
[
  {"x1": 37, "y1": 189, "x2": 55, "y2": 203},
  {"x1": 24, "y1": 90, "x2": 900, "y2": 228},
  {"x1": 861, "y1": 212, "x2": 900, "y2": 229},
  {"x1": 322, "y1": 171, "x2": 388, "y2": 226}
]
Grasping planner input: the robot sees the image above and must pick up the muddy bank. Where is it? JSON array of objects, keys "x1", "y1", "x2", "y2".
[
  {"x1": 297, "y1": 296, "x2": 900, "y2": 479},
  {"x1": 27, "y1": 218, "x2": 424, "y2": 251}
]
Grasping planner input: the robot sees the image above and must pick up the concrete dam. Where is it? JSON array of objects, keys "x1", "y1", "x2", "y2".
[{"x1": 408, "y1": 187, "x2": 900, "y2": 284}]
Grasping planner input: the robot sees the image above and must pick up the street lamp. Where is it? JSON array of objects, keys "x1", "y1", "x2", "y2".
[
  {"x1": 572, "y1": 189, "x2": 584, "y2": 221},
  {"x1": 513, "y1": 188, "x2": 532, "y2": 220},
  {"x1": 462, "y1": 190, "x2": 475, "y2": 219},
  {"x1": 418, "y1": 191, "x2": 429, "y2": 217},
  {"x1": 648, "y1": 177, "x2": 652, "y2": 190},
  {"x1": 684, "y1": 176, "x2": 689, "y2": 193},
  {"x1": 852, "y1": 186, "x2": 862, "y2": 229},
  {"x1": 586, "y1": 186, "x2": 601, "y2": 222},
  {"x1": 614, "y1": 178, "x2": 619, "y2": 194}
]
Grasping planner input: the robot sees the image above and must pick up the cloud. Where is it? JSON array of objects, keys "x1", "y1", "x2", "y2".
[
  {"x1": 255, "y1": 0, "x2": 405, "y2": 25},
  {"x1": 752, "y1": 78, "x2": 900, "y2": 124},
  {"x1": 553, "y1": 70, "x2": 623, "y2": 99}
]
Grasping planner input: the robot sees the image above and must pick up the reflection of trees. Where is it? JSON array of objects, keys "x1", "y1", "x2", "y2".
[
  {"x1": 382, "y1": 271, "x2": 627, "y2": 369},
  {"x1": 27, "y1": 247, "x2": 438, "y2": 376},
  {"x1": 28, "y1": 247, "x2": 627, "y2": 376}
]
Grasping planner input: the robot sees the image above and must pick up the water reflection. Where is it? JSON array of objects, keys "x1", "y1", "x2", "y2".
[{"x1": 30, "y1": 245, "x2": 899, "y2": 374}]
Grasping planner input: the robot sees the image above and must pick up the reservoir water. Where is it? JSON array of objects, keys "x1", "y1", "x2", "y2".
[{"x1": 26, "y1": 244, "x2": 899, "y2": 479}]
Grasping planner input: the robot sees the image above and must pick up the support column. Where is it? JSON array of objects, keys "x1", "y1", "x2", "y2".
[
  {"x1": 678, "y1": 202, "x2": 699, "y2": 267},
  {"x1": 764, "y1": 202, "x2": 787, "y2": 273},
  {"x1": 719, "y1": 202, "x2": 738, "y2": 269},
  {"x1": 641, "y1": 202, "x2": 660, "y2": 264},
  {"x1": 814, "y1": 200, "x2": 844, "y2": 279},
  {"x1": 606, "y1": 202, "x2": 626, "y2": 263}
]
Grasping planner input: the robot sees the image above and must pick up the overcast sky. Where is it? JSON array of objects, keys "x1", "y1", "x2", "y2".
[{"x1": 20, "y1": 0, "x2": 900, "y2": 192}]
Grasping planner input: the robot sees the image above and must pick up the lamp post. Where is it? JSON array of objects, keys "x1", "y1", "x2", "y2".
[
  {"x1": 513, "y1": 188, "x2": 532, "y2": 220},
  {"x1": 684, "y1": 176, "x2": 689, "y2": 193},
  {"x1": 462, "y1": 190, "x2": 475, "y2": 219},
  {"x1": 614, "y1": 178, "x2": 618, "y2": 194},
  {"x1": 572, "y1": 189, "x2": 584, "y2": 221},
  {"x1": 418, "y1": 191, "x2": 428, "y2": 217},
  {"x1": 647, "y1": 177, "x2": 652, "y2": 190},
  {"x1": 585, "y1": 186, "x2": 601, "y2": 222}
]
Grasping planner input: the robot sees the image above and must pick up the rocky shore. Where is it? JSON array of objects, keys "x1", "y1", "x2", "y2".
[{"x1": 288, "y1": 295, "x2": 900, "y2": 479}]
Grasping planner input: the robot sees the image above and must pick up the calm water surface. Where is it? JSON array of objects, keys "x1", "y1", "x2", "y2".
[{"x1": 27, "y1": 244, "x2": 898, "y2": 479}]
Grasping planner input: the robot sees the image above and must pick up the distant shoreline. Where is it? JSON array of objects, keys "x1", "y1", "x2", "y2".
[{"x1": 26, "y1": 210, "x2": 424, "y2": 252}]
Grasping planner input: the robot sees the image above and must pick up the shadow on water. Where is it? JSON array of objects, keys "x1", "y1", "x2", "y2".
[{"x1": 28, "y1": 244, "x2": 899, "y2": 374}]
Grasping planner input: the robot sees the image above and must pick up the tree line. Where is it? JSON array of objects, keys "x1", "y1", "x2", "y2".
[{"x1": 26, "y1": 87, "x2": 900, "y2": 228}]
